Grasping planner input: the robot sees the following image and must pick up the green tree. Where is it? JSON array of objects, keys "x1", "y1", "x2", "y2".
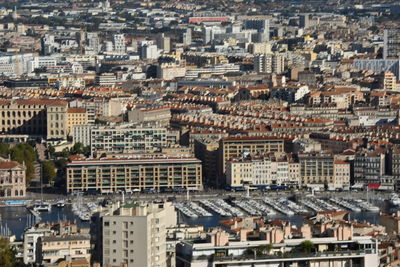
[
  {"x1": 0, "y1": 238, "x2": 17, "y2": 267},
  {"x1": 9, "y1": 144, "x2": 36, "y2": 184},
  {"x1": 61, "y1": 148, "x2": 70, "y2": 158},
  {"x1": 54, "y1": 158, "x2": 67, "y2": 188},
  {"x1": 70, "y1": 142, "x2": 84, "y2": 154},
  {"x1": 48, "y1": 145, "x2": 55, "y2": 159},
  {"x1": 297, "y1": 240, "x2": 315, "y2": 254},
  {"x1": 0, "y1": 143, "x2": 10, "y2": 156},
  {"x1": 42, "y1": 161, "x2": 56, "y2": 184}
]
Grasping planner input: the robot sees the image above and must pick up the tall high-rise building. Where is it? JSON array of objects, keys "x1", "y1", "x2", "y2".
[
  {"x1": 244, "y1": 19, "x2": 269, "y2": 32},
  {"x1": 299, "y1": 14, "x2": 310, "y2": 29},
  {"x1": 86, "y1": 32, "x2": 100, "y2": 54},
  {"x1": 156, "y1": 33, "x2": 171, "y2": 53},
  {"x1": 254, "y1": 53, "x2": 285, "y2": 74},
  {"x1": 384, "y1": 27, "x2": 400, "y2": 59},
  {"x1": 112, "y1": 34, "x2": 126, "y2": 54},
  {"x1": 102, "y1": 202, "x2": 177, "y2": 267},
  {"x1": 141, "y1": 44, "x2": 159, "y2": 59},
  {"x1": 183, "y1": 28, "x2": 192, "y2": 45}
]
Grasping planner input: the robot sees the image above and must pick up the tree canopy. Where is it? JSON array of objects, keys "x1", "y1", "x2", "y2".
[
  {"x1": 42, "y1": 161, "x2": 56, "y2": 184},
  {"x1": 0, "y1": 238, "x2": 25, "y2": 267},
  {"x1": 0, "y1": 143, "x2": 37, "y2": 183}
]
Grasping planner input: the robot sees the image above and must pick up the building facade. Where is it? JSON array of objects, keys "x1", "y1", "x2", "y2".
[
  {"x1": 384, "y1": 27, "x2": 400, "y2": 59},
  {"x1": 66, "y1": 108, "x2": 88, "y2": 136},
  {"x1": 66, "y1": 157, "x2": 203, "y2": 193},
  {"x1": 0, "y1": 99, "x2": 68, "y2": 140},
  {"x1": 353, "y1": 151, "x2": 386, "y2": 185},
  {"x1": 0, "y1": 160, "x2": 26, "y2": 198},
  {"x1": 37, "y1": 235, "x2": 91, "y2": 265},
  {"x1": 226, "y1": 155, "x2": 300, "y2": 187},
  {"x1": 219, "y1": 137, "x2": 286, "y2": 178},
  {"x1": 102, "y1": 202, "x2": 176, "y2": 267}
]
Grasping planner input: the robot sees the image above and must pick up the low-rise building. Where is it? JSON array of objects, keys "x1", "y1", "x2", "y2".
[
  {"x1": 0, "y1": 160, "x2": 26, "y2": 198},
  {"x1": 176, "y1": 217, "x2": 380, "y2": 267},
  {"x1": 37, "y1": 234, "x2": 91, "y2": 265}
]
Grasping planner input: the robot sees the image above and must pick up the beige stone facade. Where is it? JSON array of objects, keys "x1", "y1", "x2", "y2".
[
  {"x1": 67, "y1": 157, "x2": 203, "y2": 193},
  {"x1": 0, "y1": 160, "x2": 26, "y2": 198},
  {"x1": 67, "y1": 108, "x2": 88, "y2": 136},
  {"x1": 38, "y1": 235, "x2": 91, "y2": 265},
  {"x1": 102, "y1": 202, "x2": 177, "y2": 267},
  {"x1": 0, "y1": 99, "x2": 68, "y2": 139}
]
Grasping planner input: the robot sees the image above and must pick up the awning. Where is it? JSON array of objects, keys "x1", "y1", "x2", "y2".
[
  {"x1": 351, "y1": 183, "x2": 364, "y2": 189},
  {"x1": 367, "y1": 183, "x2": 381, "y2": 190}
]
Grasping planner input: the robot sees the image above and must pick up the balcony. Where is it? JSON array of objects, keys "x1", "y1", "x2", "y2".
[{"x1": 180, "y1": 249, "x2": 376, "y2": 264}]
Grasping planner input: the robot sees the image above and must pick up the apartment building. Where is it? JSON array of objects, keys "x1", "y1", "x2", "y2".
[
  {"x1": 67, "y1": 108, "x2": 88, "y2": 136},
  {"x1": 219, "y1": 136, "x2": 286, "y2": 178},
  {"x1": 0, "y1": 160, "x2": 26, "y2": 198},
  {"x1": 194, "y1": 137, "x2": 219, "y2": 187},
  {"x1": 0, "y1": 99, "x2": 68, "y2": 139},
  {"x1": 381, "y1": 71, "x2": 397, "y2": 91},
  {"x1": 353, "y1": 150, "x2": 386, "y2": 185},
  {"x1": 253, "y1": 53, "x2": 285, "y2": 74},
  {"x1": 333, "y1": 161, "x2": 351, "y2": 189},
  {"x1": 389, "y1": 147, "x2": 400, "y2": 189},
  {"x1": 37, "y1": 234, "x2": 91, "y2": 265},
  {"x1": 23, "y1": 222, "x2": 89, "y2": 265},
  {"x1": 176, "y1": 218, "x2": 379, "y2": 267},
  {"x1": 66, "y1": 157, "x2": 203, "y2": 193},
  {"x1": 23, "y1": 228, "x2": 53, "y2": 264},
  {"x1": 298, "y1": 151, "x2": 350, "y2": 189},
  {"x1": 73, "y1": 126, "x2": 169, "y2": 155},
  {"x1": 102, "y1": 202, "x2": 176, "y2": 267},
  {"x1": 127, "y1": 107, "x2": 171, "y2": 127},
  {"x1": 226, "y1": 154, "x2": 300, "y2": 187}
]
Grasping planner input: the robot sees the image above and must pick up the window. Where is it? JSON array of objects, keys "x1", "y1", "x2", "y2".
[{"x1": 104, "y1": 221, "x2": 110, "y2": 227}]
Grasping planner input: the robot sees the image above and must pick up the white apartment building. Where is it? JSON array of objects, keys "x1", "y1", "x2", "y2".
[
  {"x1": 226, "y1": 156, "x2": 300, "y2": 187},
  {"x1": 102, "y1": 202, "x2": 177, "y2": 267},
  {"x1": 72, "y1": 125, "x2": 170, "y2": 154},
  {"x1": 23, "y1": 228, "x2": 52, "y2": 264},
  {"x1": 0, "y1": 53, "x2": 34, "y2": 76},
  {"x1": 28, "y1": 56, "x2": 58, "y2": 73},
  {"x1": 141, "y1": 44, "x2": 159, "y2": 59},
  {"x1": 185, "y1": 63, "x2": 240, "y2": 79},
  {"x1": 112, "y1": 34, "x2": 126, "y2": 54},
  {"x1": 254, "y1": 53, "x2": 285, "y2": 74},
  {"x1": 157, "y1": 64, "x2": 186, "y2": 80}
]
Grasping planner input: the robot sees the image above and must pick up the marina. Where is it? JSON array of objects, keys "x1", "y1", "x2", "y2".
[
  {"x1": 0, "y1": 192, "x2": 396, "y2": 241},
  {"x1": 263, "y1": 197, "x2": 295, "y2": 216},
  {"x1": 330, "y1": 198, "x2": 362, "y2": 212}
]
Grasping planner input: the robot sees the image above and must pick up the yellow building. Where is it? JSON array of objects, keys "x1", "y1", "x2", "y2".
[{"x1": 67, "y1": 108, "x2": 88, "y2": 136}]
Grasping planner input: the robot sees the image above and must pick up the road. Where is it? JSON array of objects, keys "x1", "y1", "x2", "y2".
[{"x1": 35, "y1": 143, "x2": 47, "y2": 161}]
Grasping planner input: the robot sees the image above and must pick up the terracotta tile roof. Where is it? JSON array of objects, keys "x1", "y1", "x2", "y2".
[
  {"x1": 0, "y1": 161, "x2": 20, "y2": 169},
  {"x1": 67, "y1": 108, "x2": 86, "y2": 113}
]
